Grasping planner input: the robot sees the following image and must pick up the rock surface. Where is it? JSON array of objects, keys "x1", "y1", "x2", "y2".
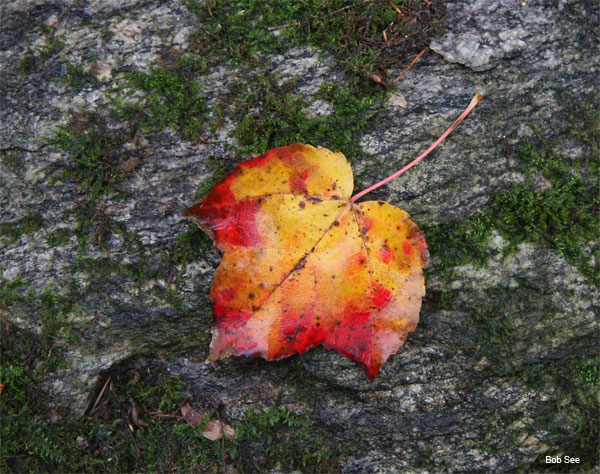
[{"x1": 1, "y1": 0, "x2": 598, "y2": 472}]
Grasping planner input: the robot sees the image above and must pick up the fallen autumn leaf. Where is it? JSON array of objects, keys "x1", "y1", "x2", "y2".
[
  {"x1": 181, "y1": 403, "x2": 204, "y2": 428},
  {"x1": 183, "y1": 94, "x2": 482, "y2": 379},
  {"x1": 202, "y1": 420, "x2": 235, "y2": 441}
]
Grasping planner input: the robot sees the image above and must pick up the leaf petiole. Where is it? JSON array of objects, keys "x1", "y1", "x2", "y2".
[{"x1": 350, "y1": 93, "x2": 483, "y2": 203}]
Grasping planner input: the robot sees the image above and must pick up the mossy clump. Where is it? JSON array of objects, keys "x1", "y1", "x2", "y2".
[
  {"x1": 1, "y1": 323, "x2": 78, "y2": 472},
  {"x1": 0, "y1": 276, "x2": 77, "y2": 349},
  {"x1": 172, "y1": 225, "x2": 214, "y2": 266},
  {"x1": 49, "y1": 121, "x2": 122, "y2": 199},
  {"x1": 106, "y1": 0, "x2": 444, "y2": 160},
  {"x1": 62, "y1": 62, "x2": 101, "y2": 91},
  {"x1": 111, "y1": 61, "x2": 208, "y2": 141},
  {"x1": 231, "y1": 406, "x2": 337, "y2": 472}
]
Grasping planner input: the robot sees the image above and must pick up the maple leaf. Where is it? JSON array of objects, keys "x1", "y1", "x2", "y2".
[
  {"x1": 183, "y1": 144, "x2": 427, "y2": 379},
  {"x1": 183, "y1": 94, "x2": 482, "y2": 379}
]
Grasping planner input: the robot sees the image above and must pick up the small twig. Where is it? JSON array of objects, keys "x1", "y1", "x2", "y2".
[
  {"x1": 267, "y1": 23, "x2": 294, "y2": 31},
  {"x1": 89, "y1": 375, "x2": 112, "y2": 415},
  {"x1": 393, "y1": 47, "x2": 428, "y2": 83},
  {"x1": 388, "y1": 0, "x2": 404, "y2": 15}
]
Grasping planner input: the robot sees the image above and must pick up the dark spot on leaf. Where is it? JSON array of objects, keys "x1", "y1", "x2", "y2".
[
  {"x1": 293, "y1": 257, "x2": 307, "y2": 272},
  {"x1": 299, "y1": 201, "x2": 306, "y2": 208}
]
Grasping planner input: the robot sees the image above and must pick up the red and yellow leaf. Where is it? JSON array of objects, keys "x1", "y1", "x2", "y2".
[{"x1": 183, "y1": 143, "x2": 428, "y2": 379}]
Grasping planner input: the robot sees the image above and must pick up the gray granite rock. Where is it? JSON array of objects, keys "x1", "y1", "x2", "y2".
[{"x1": 1, "y1": 0, "x2": 598, "y2": 472}]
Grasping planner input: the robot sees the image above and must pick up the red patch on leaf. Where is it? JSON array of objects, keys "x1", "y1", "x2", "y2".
[
  {"x1": 379, "y1": 244, "x2": 392, "y2": 263},
  {"x1": 214, "y1": 200, "x2": 263, "y2": 247},
  {"x1": 289, "y1": 169, "x2": 311, "y2": 193},
  {"x1": 371, "y1": 282, "x2": 393, "y2": 308}
]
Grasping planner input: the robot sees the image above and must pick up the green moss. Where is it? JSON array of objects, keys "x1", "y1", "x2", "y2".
[
  {"x1": 0, "y1": 211, "x2": 44, "y2": 244},
  {"x1": 0, "y1": 275, "x2": 28, "y2": 310},
  {"x1": 172, "y1": 225, "x2": 214, "y2": 266},
  {"x1": 1, "y1": 323, "x2": 77, "y2": 472},
  {"x1": 100, "y1": 26, "x2": 115, "y2": 42},
  {"x1": 46, "y1": 227, "x2": 73, "y2": 247},
  {"x1": 1, "y1": 150, "x2": 25, "y2": 172},
  {"x1": 151, "y1": 287, "x2": 184, "y2": 311},
  {"x1": 231, "y1": 406, "x2": 336, "y2": 472},
  {"x1": 105, "y1": 0, "x2": 443, "y2": 163},
  {"x1": 194, "y1": 175, "x2": 221, "y2": 199},
  {"x1": 227, "y1": 75, "x2": 378, "y2": 158},
  {"x1": 0, "y1": 276, "x2": 77, "y2": 367},
  {"x1": 111, "y1": 62, "x2": 208, "y2": 141},
  {"x1": 188, "y1": 0, "x2": 443, "y2": 88},
  {"x1": 1, "y1": 343, "x2": 338, "y2": 473},
  {"x1": 17, "y1": 36, "x2": 64, "y2": 75},
  {"x1": 62, "y1": 63, "x2": 101, "y2": 90},
  {"x1": 49, "y1": 123, "x2": 121, "y2": 199},
  {"x1": 75, "y1": 255, "x2": 154, "y2": 289},
  {"x1": 0, "y1": 348, "x2": 196, "y2": 473},
  {"x1": 17, "y1": 51, "x2": 39, "y2": 74}
]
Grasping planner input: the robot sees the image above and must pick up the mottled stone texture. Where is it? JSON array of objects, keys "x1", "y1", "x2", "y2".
[{"x1": 1, "y1": 0, "x2": 598, "y2": 472}]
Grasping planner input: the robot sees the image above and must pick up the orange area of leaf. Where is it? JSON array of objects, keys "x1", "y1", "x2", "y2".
[{"x1": 183, "y1": 144, "x2": 428, "y2": 379}]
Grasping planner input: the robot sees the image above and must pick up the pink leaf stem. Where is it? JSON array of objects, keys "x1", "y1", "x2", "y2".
[{"x1": 351, "y1": 93, "x2": 483, "y2": 203}]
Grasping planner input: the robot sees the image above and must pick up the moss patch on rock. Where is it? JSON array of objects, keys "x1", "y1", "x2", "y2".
[
  {"x1": 1, "y1": 347, "x2": 341, "y2": 473},
  {"x1": 425, "y1": 98, "x2": 600, "y2": 284}
]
